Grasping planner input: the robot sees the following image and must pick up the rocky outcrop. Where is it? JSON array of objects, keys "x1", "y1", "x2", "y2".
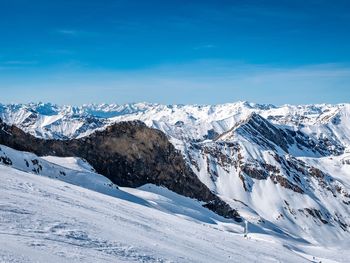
[
  {"x1": 0, "y1": 119, "x2": 241, "y2": 221},
  {"x1": 270, "y1": 174, "x2": 304, "y2": 194}
]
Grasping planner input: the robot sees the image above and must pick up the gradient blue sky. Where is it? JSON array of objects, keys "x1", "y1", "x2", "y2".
[{"x1": 1, "y1": 0, "x2": 350, "y2": 105}]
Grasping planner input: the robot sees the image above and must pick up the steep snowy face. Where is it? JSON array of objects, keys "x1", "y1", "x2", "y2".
[
  {"x1": 182, "y1": 115, "x2": 350, "y2": 243},
  {"x1": 1, "y1": 101, "x2": 350, "y2": 243}
]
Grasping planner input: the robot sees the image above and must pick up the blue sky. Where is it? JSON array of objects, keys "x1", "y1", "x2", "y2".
[{"x1": 0, "y1": 0, "x2": 350, "y2": 105}]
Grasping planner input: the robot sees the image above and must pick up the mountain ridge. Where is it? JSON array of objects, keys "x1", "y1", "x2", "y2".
[{"x1": 0, "y1": 118, "x2": 241, "y2": 221}]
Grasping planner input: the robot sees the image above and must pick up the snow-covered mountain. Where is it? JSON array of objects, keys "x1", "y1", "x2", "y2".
[
  {"x1": 1, "y1": 102, "x2": 348, "y2": 156},
  {"x1": 2, "y1": 102, "x2": 349, "y2": 148},
  {"x1": 1, "y1": 101, "x2": 350, "y2": 246},
  {"x1": 1, "y1": 144, "x2": 349, "y2": 262}
]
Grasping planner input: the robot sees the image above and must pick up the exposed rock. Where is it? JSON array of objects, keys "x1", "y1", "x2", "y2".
[
  {"x1": 304, "y1": 208, "x2": 329, "y2": 224},
  {"x1": 241, "y1": 164, "x2": 268, "y2": 180},
  {"x1": 270, "y1": 174, "x2": 304, "y2": 194},
  {"x1": 309, "y1": 167, "x2": 325, "y2": 179},
  {"x1": 0, "y1": 155, "x2": 12, "y2": 165}
]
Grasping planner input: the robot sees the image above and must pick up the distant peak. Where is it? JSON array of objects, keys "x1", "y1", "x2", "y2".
[{"x1": 235, "y1": 112, "x2": 268, "y2": 129}]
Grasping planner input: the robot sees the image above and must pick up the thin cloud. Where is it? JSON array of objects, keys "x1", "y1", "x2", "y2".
[
  {"x1": 2, "y1": 60, "x2": 37, "y2": 65},
  {"x1": 57, "y1": 29, "x2": 79, "y2": 35},
  {"x1": 193, "y1": 44, "x2": 216, "y2": 50},
  {"x1": 56, "y1": 29, "x2": 97, "y2": 37},
  {"x1": 0, "y1": 60, "x2": 38, "y2": 70},
  {"x1": 45, "y1": 49, "x2": 75, "y2": 55}
]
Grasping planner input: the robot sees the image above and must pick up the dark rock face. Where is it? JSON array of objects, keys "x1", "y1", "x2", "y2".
[
  {"x1": 241, "y1": 164, "x2": 269, "y2": 180},
  {"x1": 0, "y1": 119, "x2": 241, "y2": 221},
  {"x1": 270, "y1": 174, "x2": 304, "y2": 194},
  {"x1": 304, "y1": 208, "x2": 329, "y2": 224}
]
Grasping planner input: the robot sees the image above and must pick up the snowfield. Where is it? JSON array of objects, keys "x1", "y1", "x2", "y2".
[{"x1": 0, "y1": 151, "x2": 349, "y2": 262}]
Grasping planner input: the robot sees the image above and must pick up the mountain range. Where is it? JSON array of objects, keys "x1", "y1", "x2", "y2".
[{"x1": 1, "y1": 101, "x2": 350, "y2": 262}]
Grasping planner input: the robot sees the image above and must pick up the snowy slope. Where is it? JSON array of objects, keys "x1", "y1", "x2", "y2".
[
  {"x1": 0, "y1": 144, "x2": 123, "y2": 200},
  {"x1": 1, "y1": 158, "x2": 349, "y2": 262},
  {"x1": 0, "y1": 144, "x2": 226, "y2": 221}
]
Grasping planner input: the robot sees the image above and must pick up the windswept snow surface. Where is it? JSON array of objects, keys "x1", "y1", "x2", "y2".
[{"x1": 1, "y1": 162, "x2": 349, "y2": 263}]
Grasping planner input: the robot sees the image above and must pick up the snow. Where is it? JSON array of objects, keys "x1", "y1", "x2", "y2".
[
  {"x1": 41, "y1": 156, "x2": 96, "y2": 173},
  {"x1": 1, "y1": 161, "x2": 348, "y2": 262},
  {"x1": 299, "y1": 153, "x2": 350, "y2": 192}
]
